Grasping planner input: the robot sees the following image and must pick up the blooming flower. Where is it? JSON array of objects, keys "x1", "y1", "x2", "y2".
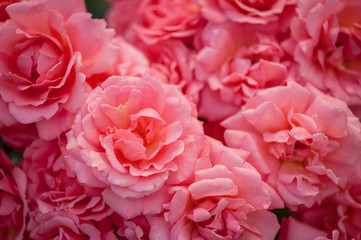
[
  {"x1": 0, "y1": 149, "x2": 28, "y2": 240},
  {"x1": 0, "y1": 0, "x2": 118, "y2": 140},
  {"x1": 222, "y1": 81, "x2": 361, "y2": 209},
  {"x1": 64, "y1": 76, "x2": 205, "y2": 219},
  {"x1": 284, "y1": 0, "x2": 361, "y2": 110},
  {"x1": 283, "y1": 183, "x2": 361, "y2": 240},
  {"x1": 0, "y1": 0, "x2": 360, "y2": 239},
  {"x1": 194, "y1": 21, "x2": 288, "y2": 122},
  {"x1": 279, "y1": 217, "x2": 340, "y2": 240},
  {"x1": 21, "y1": 138, "x2": 113, "y2": 239},
  {"x1": 134, "y1": 0, "x2": 203, "y2": 44},
  {"x1": 197, "y1": 0, "x2": 296, "y2": 24},
  {"x1": 164, "y1": 137, "x2": 282, "y2": 239}
]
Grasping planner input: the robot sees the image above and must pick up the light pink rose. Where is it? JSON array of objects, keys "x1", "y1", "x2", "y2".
[
  {"x1": 93, "y1": 36, "x2": 194, "y2": 91},
  {"x1": 222, "y1": 81, "x2": 361, "y2": 209},
  {"x1": 284, "y1": 0, "x2": 361, "y2": 110},
  {"x1": 27, "y1": 210, "x2": 102, "y2": 240},
  {"x1": 280, "y1": 179, "x2": 361, "y2": 240},
  {"x1": 330, "y1": 188, "x2": 361, "y2": 239},
  {"x1": 109, "y1": 0, "x2": 204, "y2": 45},
  {"x1": 164, "y1": 137, "x2": 282, "y2": 240},
  {"x1": 86, "y1": 36, "x2": 150, "y2": 89},
  {"x1": 137, "y1": 40, "x2": 195, "y2": 92},
  {"x1": 106, "y1": 0, "x2": 144, "y2": 38},
  {"x1": 279, "y1": 217, "x2": 340, "y2": 240},
  {"x1": 0, "y1": 0, "x2": 118, "y2": 140},
  {"x1": 291, "y1": 183, "x2": 361, "y2": 240},
  {"x1": 64, "y1": 76, "x2": 205, "y2": 219},
  {"x1": 112, "y1": 37, "x2": 150, "y2": 78},
  {"x1": 22, "y1": 139, "x2": 113, "y2": 218},
  {"x1": 20, "y1": 138, "x2": 113, "y2": 239},
  {"x1": 0, "y1": 149, "x2": 28, "y2": 240},
  {"x1": 194, "y1": 21, "x2": 288, "y2": 122},
  {"x1": 197, "y1": 0, "x2": 296, "y2": 24}
]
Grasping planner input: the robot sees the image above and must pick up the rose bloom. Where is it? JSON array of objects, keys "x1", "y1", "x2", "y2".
[
  {"x1": 112, "y1": 37, "x2": 150, "y2": 78},
  {"x1": 20, "y1": 138, "x2": 113, "y2": 239},
  {"x1": 194, "y1": 21, "x2": 288, "y2": 123},
  {"x1": 108, "y1": 0, "x2": 204, "y2": 45},
  {"x1": 106, "y1": 0, "x2": 144, "y2": 37},
  {"x1": 86, "y1": 36, "x2": 150, "y2": 89},
  {"x1": 0, "y1": 149, "x2": 28, "y2": 240},
  {"x1": 284, "y1": 0, "x2": 361, "y2": 111},
  {"x1": 21, "y1": 139, "x2": 112, "y2": 220},
  {"x1": 130, "y1": 39, "x2": 196, "y2": 97},
  {"x1": 164, "y1": 137, "x2": 282, "y2": 240},
  {"x1": 282, "y1": 183, "x2": 361, "y2": 240},
  {"x1": 222, "y1": 81, "x2": 361, "y2": 209},
  {"x1": 64, "y1": 76, "x2": 205, "y2": 219},
  {"x1": 279, "y1": 217, "x2": 340, "y2": 240},
  {"x1": 26, "y1": 210, "x2": 104, "y2": 240},
  {"x1": 197, "y1": 0, "x2": 296, "y2": 24},
  {"x1": 0, "y1": 0, "x2": 118, "y2": 140}
]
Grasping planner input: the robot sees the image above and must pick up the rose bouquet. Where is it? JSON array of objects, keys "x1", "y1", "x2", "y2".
[{"x1": 1, "y1": 0, "x2": 361, "y2": 239}]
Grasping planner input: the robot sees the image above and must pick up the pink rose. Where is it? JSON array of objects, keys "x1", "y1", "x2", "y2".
[
  {"x1": 109, "y1": 0, "x2": 204, "y2": 45},
  {"x1": 64, "y1": 76, "x2": 205, "y2": 219},
  {"x1": 164, "y1": 137, "x2": 282, "y2": 240},
  {"x1": 222, "y1": 81, "x2": 361, "y2": 209},
  {"x1": 0, "y1": 0, "x2": 118, "y2": 140},
  {"x1": 27, "y1": 210, "x2": 102, "y2": 240},
  {"x1": 86, "y1": 36, "x2": 150, "y2": 88},
  {"x1": 197, "y1": 0, "x2": 296, "y2": 24},
  {"x1": 279, "y1": 217, "x2": 340, "y2": 240},
  {"x1": 21, "y1": 138, "x2": 113, "y2": 239},
  {"x1": 22, "y1": 139, "x2": 113, "y2": 219},
  {"x1": 288, "y1": 183, "x2": 361, "y2": 240},
  {"x1": 106, "y1": 0, "x2": 144, "y2": 38},
  {"x1": 0, "y1": 149, "x2": 28, "y2": 240},
  {"x1": 284, "y1": 0, "x2": 361, "y2": 109},
  {"x1": 20, "y1": 139, "x2": 67, "y2": 199},
  {"x1": 112, "y1": 37, "x2": 150, "y2": 78},
  {"x1": 141, "y1": 40, "x2": 195, "y2": 91},
  {"x1": 194, "y1": 21, "x2": 288, "y2": 122}
]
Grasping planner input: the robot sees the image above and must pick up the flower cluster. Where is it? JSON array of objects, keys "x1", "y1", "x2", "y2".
[{"x1": 1, "y1": 0, "x2": 361, "y2": 239}]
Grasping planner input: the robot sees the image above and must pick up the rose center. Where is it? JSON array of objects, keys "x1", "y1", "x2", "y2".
[
  {"x1": 272, "y1": 140, "x2": 313, "y2": 164},
  {"x1": 16, "y1": 40, "x2": 62, "y2": 83}
]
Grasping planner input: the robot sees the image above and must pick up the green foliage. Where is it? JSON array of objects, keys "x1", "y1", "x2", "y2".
[
  {"x1": 85, "y1": 0, "x2": 110, "y2": 19},
  {"x1": 0, "y1": 137, "x2": 23, "y2": 166},
  {"x1": 270, "y1": 207, "x2": 294, "y2": 239}
]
